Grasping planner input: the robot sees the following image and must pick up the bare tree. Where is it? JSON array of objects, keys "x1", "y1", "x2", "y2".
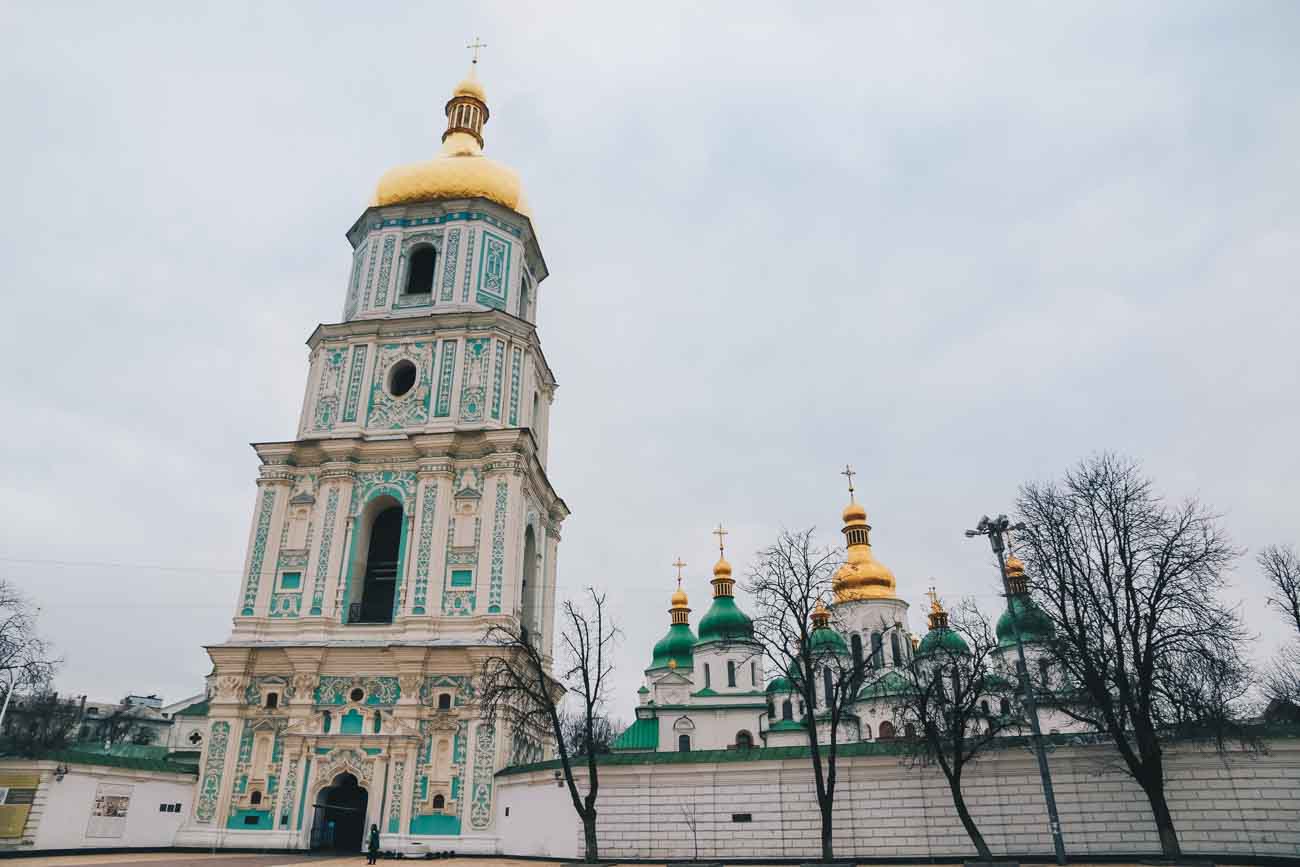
[
  {"x1": 93, "y1": 706, "x2": 159, "y2": 746},
  {"x1": 1016, "y1": 454, "x2": 1251, "y2": 858},
  {"x1": 893, "y1": 599, "x2": 1019, "y2": 860},
  {"x1": 1258, "y1": 545, "x2": 1300, "y2": 704},
  {"x1": 0, "y1": 581, "x2": 59, "y2": 704},
  {"x1": 479, "y1": 588, "x2": 618, "y2": 864},
  {"x1": 3, "y1": 692, "x2": 81, "y2": 756},
  {"x1": 560, "y1": 707, "x2": 618, "y2": 758},
  {"x1": 744, "y1": 529, "x2": 872, "y2": 864}
]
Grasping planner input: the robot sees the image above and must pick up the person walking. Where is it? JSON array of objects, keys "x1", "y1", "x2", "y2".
[{"x1": 366, "y1": 823, "x2": 380, "y2": 864}]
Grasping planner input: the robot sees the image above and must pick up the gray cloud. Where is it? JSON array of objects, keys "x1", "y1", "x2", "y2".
[{"x1": 1, "y1": 2, "x2": 1296, "y2": 717}]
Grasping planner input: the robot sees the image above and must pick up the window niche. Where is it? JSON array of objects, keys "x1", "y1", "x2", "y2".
[{"x1": 404, "y1": 245, "x2": 437, "y2": 296}]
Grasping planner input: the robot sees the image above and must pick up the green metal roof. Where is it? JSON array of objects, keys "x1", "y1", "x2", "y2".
[
  {"x1": 610, "y1": 718, "x2": 659, "y2": 752},
  {"x1": 649, "y1": 622, "x2": 697, "y2": 671},
  {"x1": 15, "y1": 747, "x2": 199, "y2": 775},
  {"x1": 918, "y1": 626, "x2": 970, "y2": 656},
  {"x1": 175, "y1": 699, "x2": 210, "y2": 717},
  {"x1": 765, "y1": 676, "x2": 791, "y2": 694},
  {"x1": 858, "y1": 670, "x2": 917, "y2": 700},
  {"x1": 810, "y1": 625, "x2": 848, "y2": 655},
  {"x1": 997, "y1": 595, "x2": 1055, "y2": 647},
  {"x1": 766, "y1": 719, "x2": 807, "y2": 732},
  {"x1": 697, "y1": 596, "x2": 754, "y2": 643}
]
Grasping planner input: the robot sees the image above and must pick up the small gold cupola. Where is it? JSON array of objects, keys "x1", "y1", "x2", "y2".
[
  {"x1": 926, "y1": 586, "x2": 949, "y2": 631},
  {"x1": 831, "y1": 465, "x2": 897, "y2": 603},
  {"x1": 811, "y1": 598, "x2": 831, "y2": 630},
  {"x1": 710, "y1": 523, "x2": 734, "y2": 599},
  {"x1": 444, "y1": 63, "x2": 489, "y2": 148},
  {"x1": 1004, "y1": 553, "x2": 1029, "y2": 596},
  {"x1": 670, "y1": 557, "x2": 691, "y2": 624}
]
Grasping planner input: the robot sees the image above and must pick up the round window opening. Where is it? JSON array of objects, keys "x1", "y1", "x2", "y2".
[
  {"x1": 350, "y1": 687, "x2": 365, "y2": 703},
  {"x1": 388, "y1": 360, "x2": 417, "y2": 398}
]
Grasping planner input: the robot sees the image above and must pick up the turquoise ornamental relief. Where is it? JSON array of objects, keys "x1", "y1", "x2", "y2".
[
  {"x1": 461, "y1": 228, "x2": 476, "y2": 303},
  {"x1": 373, "y1": 235, "x2": 396, "y2": 309},
  {"x1": 341, "y1": 345, "x2": 368, "y2": 423},
  {"x1": 372, "y1": 210, "x2": 522, "y2": 240},
  {"x1": 241, "y1": 489, "x2": 277, "y2": 616},
  {"x1": 316, "y1": 676, "x2": 401, "y2": 705},
  {"x1": 348, "y1": 470, "x2": 417, "y2": 516},
  {"x1": 361, "y1": 232, "x2": 381, "y2": 311},
  {"x1": 344, "y1": 242, "x2": 367, "y2": 321},
  {"x1": 434, "y1": 340, "x2": 458, "y2": 418},
  {"x1": 469, "y1": 724, "x2": 496, "y2": 829},
  {"x1": 195, "y1": 720, "x2": 230, "y2": 823},
  {"x1": 490, "y1": 340, "x2": 505, "y2": 420},
  {"x1": 441, "y1": 518, "x2": 479, "y2": 617},
  {"x1": 475, "y1": 230, "x2": 511, "y2": 310},
  {"x1": 309, "y1": 486, "x2": 339, "y2": 616},
  {"x1": 459, "y1": 338, "x2": 491, "y2": 422},
  {"x1": 488, "y1": 479, "x2": 508, "y2": 614},
  {"x1": 507, "y1": 348, "x2": 522, "y2": 426},
  {"x1": 440, "y1": 228, "x2": 461, "y2": 301},
  {"x1": 366, "y1": 342, "x2": 432, "y2": 429},
  {"x1": 412, "y1": 482, "x2": 438, "y2": 615},
  {"x1": 313, "y1": 349, "x2": 348, "y2": 431}
]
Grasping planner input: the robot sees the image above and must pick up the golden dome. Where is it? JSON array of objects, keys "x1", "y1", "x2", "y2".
[
  {"x1": 832, "y1": 497, "x2": 896, "y2": 603},
  {"x1": 371, "y1": 66, "x2": 529, "y2": 216},
  {"x1": 713, "y1": 557, "x2": 732, "y2": 579},
  {"x1": 811, "y1": 598, "x2": 831, "y2": 629},
  {"x1": 1005, "y1": 555, "x2": 1026, "y2": 578},
  {"x1": 671, "y1": 587, "x2": 689, "y2": 608}
]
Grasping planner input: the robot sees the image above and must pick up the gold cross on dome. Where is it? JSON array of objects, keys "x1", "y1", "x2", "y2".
[
  {"x1": 712, "y1": 523, "x2": 728, "y2": 557},
  {"x1": 672, "y1": 557, "x2": 687, "y2": 586},
  {"x1": 467, "y1": 37, "x2": 487, "y2": 64},
  {"x1": 841, "y1": 464, "x2": 857, "y2": 501},
  {"x1": 926, "y1": 585, "x2": 939, "y2": 611}
]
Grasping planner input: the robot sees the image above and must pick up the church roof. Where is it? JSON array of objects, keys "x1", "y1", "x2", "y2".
[
  {"x1": 610, "y1": 718, "x2": 659, "y2": 752},
  {"x1": 997, "y1": 595, "x2": 1055, "y2": 647},
  {"x1": 697, "y1": 595, "x2": 754, "y2": 643}
]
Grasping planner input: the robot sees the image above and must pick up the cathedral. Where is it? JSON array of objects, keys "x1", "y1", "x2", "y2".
[
  {"x1": 613, "y1": 491, "x2": 1063, "y2": 757},
  {"x1": 176, "y1": 61, "x2": 563, "y2": 853}
]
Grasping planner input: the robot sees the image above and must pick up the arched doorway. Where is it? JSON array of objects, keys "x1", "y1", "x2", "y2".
[
  {"x1": 310, "y1": 772, "x2": 369, "y2": 852},
  {"x1": 348, "y1": 498, "x2": 402, "y2": 624}
]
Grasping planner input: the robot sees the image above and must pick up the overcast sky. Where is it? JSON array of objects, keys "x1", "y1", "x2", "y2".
[{"x1": 2, "y1": 3, "x2": 1297, "y2": 718}]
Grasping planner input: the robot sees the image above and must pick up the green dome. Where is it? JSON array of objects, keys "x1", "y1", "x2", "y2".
[
  {"x1": 997, "y1": 595, "x2": 1055, "y2": 648},
  {"x1": 649, "y1": 622, "x2": 696, "y2": 670},
  {"x1": 810, "y1": 625, "x2": 848, "y2": 655},
  {"x1": 765, "y1": 676, "x2": 792, "y2": 694},
  {"x1": 918, "y1": 626, "x2": 970, "y2": 656},
  {"x1": 697, "y1": 596, "x2": 754, "y2": 643}
]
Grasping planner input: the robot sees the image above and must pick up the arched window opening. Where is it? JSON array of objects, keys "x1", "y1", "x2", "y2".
[
  {"x1": 521, "y1": 526, "x2": 538, "y2": 634},
  {"x1": 405, "y1": 246, "x2": 436, "y2": 296},
  {"x1": 750, "y1": 661, "x2": 757, "y2": 686},
  {"x1": 777, "y1": 698, "x2": 791, "y2": 720},
  {"x1": 265, "y1": 692, "x2": 278, "y2": 709},
  {"x1": 735, "y1": 730, "x2": 753, "y2": 750},
  {"x1": 373, "y1": 711, "x2": 382, "y2": 733},
  {"x1": 350, "y1": 501, "x2": 402, "y2": 624},
  {"x1": 703, "y1": 664, "x2": 711, "y2": 689},
  {"x1": 322, "y1": 711, "x2": 332, "y2": 733},
  {"x1": 432, "y1": 793, "x2": 446, "y2": 810},
  {"x1": 531, "y1": 392, "x2": 540, "y2": 429},
  {"x1": 904, "y1": 723, "x2": 917, "y2": 739},
  {"x1": 767, "y1": 699, "x2": 775, "y2": 719},
  {"x1": 678, "y1": 734, "x2": 691, "y2": 753},
  {"x1": 870, "y1": 632, "x2": 884, "y2": 668},
  {"x1": 727, "y1": 660, "x2": 737, "y2": 687},
  {"x1": 890, "y1": 632, "x2": 903, "y2": 666},
  {"x1": 999, "y1": 697, "x2": 1011, "y2": 716},
  {"x1": 250, "y1": 790, "x2": 262, "y2": 805},
  {"x1": 519, "y1": 283, "x2": 531, "y2": 319},
  {"x1": 437, "y1": 693, "x2": 452, "y2": 711},
  {"x1": 1038, "y1": 657, "x2": 1052, "y2": 686},
  {"x1": 980, "y1": 699, "x2": 990, "y2": 715},
  {"x1": 951, "y1": 671, "x2": 961, "y2": 700},
  {"x1": 878, "y1": 720, "x2": 896, "y2": 740},
  {"x1": 822, "y1": 666, "x2": 834, "y2": 708},
  {"x1": 851, "y1": 634, "x2": 864, "y2": 676},
  {"x1": 798, "y1": 700, "x2": 806, "y2": 717}
]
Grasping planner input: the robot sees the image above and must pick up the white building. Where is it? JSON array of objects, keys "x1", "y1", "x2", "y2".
[{"x1": 172, "y1": 59, "x2": 567, "y2": 856}]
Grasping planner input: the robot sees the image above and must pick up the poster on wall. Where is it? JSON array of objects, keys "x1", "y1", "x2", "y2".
[{"x1": 86, "y1": 783, "x2": 133, "y2": 838}]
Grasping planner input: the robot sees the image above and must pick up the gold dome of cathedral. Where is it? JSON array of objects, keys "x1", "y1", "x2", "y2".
[
  {"x1": 831, "y1": 491, "x2": 897, "y2": 603},
  {"x1": 372, "y1": 65, "x2": 530, "y2": 216}
]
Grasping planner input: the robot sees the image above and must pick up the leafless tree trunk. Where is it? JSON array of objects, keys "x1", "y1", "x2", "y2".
[
  {"x1": 1259, "y1": 545, "x2": 1300, "y2": 704},
  {"x1": 479, "y1": 588, "x2": 619, "y2": 863},
  {"x1": 744, "y1": 529, "x2": 874, "y2": 863},
  {"x1": 894, "y1": 601, "x2": 1017, "y2": 860},
  {"x1": 1016, "y1": 454, "x2": 1250, "y2": 859}
]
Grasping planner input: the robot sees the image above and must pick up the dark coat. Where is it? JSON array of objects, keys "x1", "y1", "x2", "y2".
[{"x1": 368, "y1": 826, "x2": 381, "y2": 852}]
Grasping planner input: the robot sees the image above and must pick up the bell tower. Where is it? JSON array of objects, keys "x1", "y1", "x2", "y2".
[{"x1": 179, "y1": 60, "x2": 565, "y2": 852}]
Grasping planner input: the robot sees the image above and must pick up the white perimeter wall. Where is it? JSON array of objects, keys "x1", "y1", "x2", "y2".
[
  {"x1": 495, "y1": 737, "x2": 1300, "y2": 860},
  {"x1": 28, "y1": 763, "x2": 195, "y2": 850}
]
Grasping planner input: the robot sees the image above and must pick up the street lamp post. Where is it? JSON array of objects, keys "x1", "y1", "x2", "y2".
[{"x1": 966, "y1": 514, "x2": 1067, "y2": 865}]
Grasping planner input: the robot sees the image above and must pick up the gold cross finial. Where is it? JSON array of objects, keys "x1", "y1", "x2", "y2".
[
  {"x1": 712, "y1": 523, "x2": 728, "y2": 557},
  {"x1": 467, "y1": 37, "x2": 487, "y2": 64},
  {"x1": 841, "y1": 464, "x2": 857, "y2": 502},
  {"x1": 672, "y1": 557, "x2": 687, "y2": 587},
  {"x1": 926, "y1": 585, "x2": 939, "y2": 611}
]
